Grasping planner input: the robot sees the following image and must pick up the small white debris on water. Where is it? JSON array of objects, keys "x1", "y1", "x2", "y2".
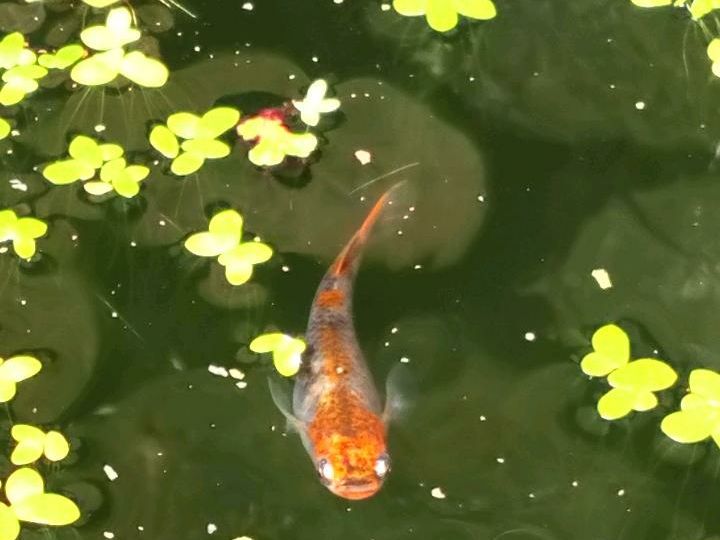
[
  {"x1": 19, "y1": 299, "x2": 27, "y2": 306},
  {"x1": 236, "y1": 381, "x2": 248, "y2": 390},
  {"x1": 194, "y1": 45, "x2": 201, "y2": 52},
  {"x1": 71, "y1": 234, "x2": 79, "y2": 241},
  {"x1": 524, "y1": 331, "x2": 536, "y2": 341},
  {"x1": 414, "y1": 264, "x2": 422, "y2": 270},
  {"x1": 232, "y1": 537, "x2": 253, "y2": 540},
  {"x1": 103, "y1": 532, "x2": 115, "y2": 539},
  {"x1": 241, "y1": 2, "x2": 254, "y2": 10},
  {"x1": 496, "y1": 457, "x2": 505, "y2": 464},
  {"x1": 477, "y1": 195, "x2": 485, "y2": 202},
  {"x1": 571, "y1": 480, "x2": 579, "y2": 487},
  {"x1": 138, "y1": 526, "x2": 145, "y2": 531},
  {"x1": 591, "y1": 268, "x2": 613, "y2": 290},
  {"x1": 130, "y1": 241, "x2": 137, "y2": 247},
  {"x1": 336, "y1": 367, "x2": 345, "y2": 374},
  {"x1": 617, "y1": 488, "x2": 626, "y2": 497},
  {"x1": 480, "y1": 415, "x2": 487, "y2": 421},
  {"x1": 311, "y1": 56, "x2": 319, "y2": 63},
  {"x1": 158, "y1": 220, "x2": 166, "y2": 226},
  {"x1": 281, "y1": 265, "x2": 290, "y2": 272},
  {"x1": 9, "y1": 178, "x2": 27, "y2": 191},
  {"x1": 94, "y1": 124, "x2": 107, "y2": 133},
  {"x1": 103, "y1": 464, "x2": 119, "y2": 481},
  {"x1": 431, "y1": 487, "x2": 446, "y2": 499},
  {"x1": 229, "y1": 368, "x2": 245, "y2": 380},
  {"x1": 354, "y1": 150, "x2": 372, "y2": 164},
  {"x1": 288, "y1": 73, "x2": 296, "y2": 80},
  {"x1": 208, "y1": 364, "x2": 229, "y2": 377},
  {"x1": 400, "y1": 356, "x2": 410, "y2": 363},
  {"x1": 528, "y1": 492, "x2": 536, "y2": 498},
  {"x1": 634, "y1": 101, "x2": 646, "y2": 110},
  {"x1": 380, "y1": 3, "x2": 391, "y2": 10},
  {"x1": 207, "y1": 523, "x2": 217, "y2": 534},
  {"x1": 391, "y1": 327, "x2": 398, "y2": 334}
]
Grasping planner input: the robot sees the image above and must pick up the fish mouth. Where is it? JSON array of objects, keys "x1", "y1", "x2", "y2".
[{"x1": 331, "y1": 478, "x2": 382, "y2": 500}]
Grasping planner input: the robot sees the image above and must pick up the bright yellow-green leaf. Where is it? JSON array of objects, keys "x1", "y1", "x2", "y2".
[
  {"x1": 632, "y1": 390, "x2": 658, "y2": 411},
  {"x1": 16, "y1": 217, "x2": 47, "y2": 239},
  {"x1": 149, "y1": 125, "x2": 179, "y2": 158},
  {"x1": 43, "y1": 159, "x2": 92, "y2": 185},
  {"x1": 13, "y1": 237, "x2": 36, "y2": 259},
  {"x1": 198, "y1": 107, "x2": 241, "y2": 138},
  {"x1": 184, "y1": 209, "x2": 242, "y2": 256},
  {"x1": 209, "y1": 209, "x2": 243, "y2": 238},
  {"x1": 12, "y1": 493, "x2": 80, "y2": 526},
  {"x1": 690, "y1": 0, "x2": 714, "y2": 18},
  {"x1": 120, "y1": 51, "x2": 168, "y2": 88},
  {"x1": 69, "y1": 135, "x2": 102, "y2": 168},
  {"x1": 99, "y1": 158, "x2": 126, "y2": 182},
  {"x1": 0, "y1": 84, "x2": 28, "y2": 106},
  {"x1": 38, "y1": 45, "x2": 86, "y2": 69},
  {"x1": 219, "y1": 242, "x2": 273, "y2": 266},
  {"x1": 124, "y1": 165, "x2": 149, "y2": 183},
  {"x1": 249, "y1": 333, "x2": 288, "y2": 353},
  {"x1": 170, "y1": 151, "x2": 204, "y2": 176},
  {"x1": 0, "y1": 380, "x2": 16, "y2": 402},
  {"x1": 0, "y1": 210, "x2": 17, "y2": 237},
  {"x1": 83, "y1": 181, "x2": 114, "y2": 196},
  {"x1": 224, "y1": 259, "x2": 253, "y2": 285},
  {"x1": 5, "y1": 468, "x2": 44, "y2": 505},
  {"x1": 184, "y1": 232, "x2": 228, "y2": 257},
  {"x1": 661, "y1": 410, "x2": 714, "y2": 443},
  {"x1": 0, "y1": 118, "x2": 10, "y2": 140},
  {"x1": 708, "y1": 39, "x2": 720, "y2": 62},
  {"x1": 70, "y1": 49, "x2": 122, "y2": 86},
  {"x1": 180, "y1": 138, "x2": 230, "y2": 159},
  {"x1": 247, "y1": 143, "x2": 285, "y2": 167},
  {"x1": 99, "y1": 143, "x2": 123, "y2": 161},
  {"x1": 607, "y1": 358, "x2": 677, "y2": 392},
  {"x1": 631, "y1": 0, "x2": 672, "y2": 6},
  {"x1": 112, "y1": 173, "x2": 141, "y2": 198},
  {"x1": 167, "y1": 112, "x2": 201, "y2": 139},
  {"x1": 80, "y1": 7, "x2": 141, "y2": 51},
  {"x1": 0, "y1": 32, "x2": 35, "y2": 70},
  {"x1": 44, "y1": 431, "x2": 70, "y2": 462},
  {"x1": 274, "y1": 338, "x2": 306, "y2": 377},
  {"x1": 83, "y1": 0, "x2": 121, "y2": 7},
  {"x1": 580, "y1": 324, "x2": 629, "y2": 377},
  {"x1": 455, "y1": 0, "x2": 497, "y2": 19},
  {"x1": 597, "y1": 387, "x2": 634, "y2": 420},
  {"x1": 0, "y1": 355, "x2": 42, "y2": 382},
  {"x1": 10, "y1": 426, "x2": 44, "y2": 466},
  {"x1": 427, "y1": 0, "x2": 458, "y2": 31},
  {"x1": 689, "y1": 368, "x2": 720, "y2": 403},
  {"x1": 238, "y1": 116, "x2": 319, "y2": 167},
  {"x1": 393, "y1": 0, "x2": 426, "y2": 16},
  {"x1": 3, "y1": 64, "x2": 47, "y2": 82},
  {"x1": 0, "y1": 503, "x2": 19, "y2": 540}
]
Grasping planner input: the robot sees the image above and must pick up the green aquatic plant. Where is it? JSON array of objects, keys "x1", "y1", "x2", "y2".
[
  {"x1": 392, "y1": 0, "x2": 497, "y2": 32},
  {"x1": 70, "y1": 7, "x2": 168, "y2": 87},
  {"x1": 581, "y1": 324, "x2": 677, "y2": 420},
  {"x1": 250, "y1": 333, "x2": 306, "y2": 377},
  {"x1": 0, "y1": 467, "x2": 80, "y2": 540},
  {"x1": 0, "y1": 118, "x2": 10, "y2": 140},
  {"x1": 236, "y1": 113, "x2": 318, "y2": 167},
  {"x1": 10, "y1": 425, "x2": 70, "y2": 466},
  {"x1": 661, "y1": 369, "x2": 720, "y2": 447},
  {"x1": 184, "y1": 209, "x2": 273, "y2": 286},
  {"x1": 0, "y1": 210, "x2": 48, "y2": 260},
  {"x1": 707, "y1": 38, "x2": 720, "y2": 78},
  {"x1": 0, "y1": 355, "x2": 42, "y2": 402},
  {"x1": 149, "y1": 107, "x2": 240, "y2": 176},
  {"x1": 82, "y1": 0, "x2": 122, "y2": 6},
  {"x1": 37, "y1": 45, "x2": 86, "y2": 70},
  {"x1": 0, "y1": 32, "x2": 47, "y2": 106},
  {"x1": 84, "y1": 158, "x2": 150, "y2": 198},
  {"x1": 292, "y1": 79, "x2": 341, "y2": 127}
]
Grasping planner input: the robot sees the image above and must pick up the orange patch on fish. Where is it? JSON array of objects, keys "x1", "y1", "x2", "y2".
[{"x1": 316, "y1": 289, "x2": 345, "y2": 308}]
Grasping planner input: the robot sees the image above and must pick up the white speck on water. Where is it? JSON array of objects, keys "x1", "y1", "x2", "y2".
[
  {"x1": 236, "y1": 381, "x2": 248, "y2": 389},
  {"x1": 391, "y1": 327, "x2": 398, "y2": 334},
  {"x1": 158, "y1": 220, "x2": 166, "y2": 226},
  {"x1": 130, "y1": 241, "x2": 137, "y2": 247},
  {"x1": 229, "y1": 368, "x2": 245, "y2": 380},
  {"x1": 480, "y1": 415, "x2": 487, "y2": 421},
  {"x1": 71, "y1": 234, "x2": 79, "y2": 241},
  {"x1": 413, "y1": 264, "x2": 422, "y2": 270},
  {"x1": 380, "y1": 3, "x2": 391, "y2": 10},
  {"x1": 591, "y1": 268, "x2": 613, "y2": 290},
  {"x1": 138, "y1": 526, "x2": 145, "y2": 531},
  {"x1": 431, "y1": 487, "x2": 446, "y2": 499},
  {"x1": 288, "y1": 74, "x2": 296, "y2": 80},
  {"x1": 354, "y1": 150, "x2": 372, "y2": 165},
  {"x1": 336, "y1": 367, "x2": 345, "y2": 374},
  {"x1": 19, "y1": 299, "x2": 26, "y2": 306},
  {"x1": 617, "y1": 488, "x2": 626, "y2": 497},
  {"x1": 9, "y1": 178, "x2": 27, "y2": 191},
  {"x1": 635, "y1": 101, "x2": 646, "y2": 110},
  {"x1": 103, "y1": 464, "x2": 119, "y2": 481},
  {"x1": 572, "y1": 480, "x2": 579, "y2": 487},
  {"x1": 477, "y1": 195, "x2": 485, "y2": 202},
  {"x1": 232, "y1": 537, "x2": 254, "y2": 540},
  {"x1": 111, "y1": 312, "x2": 118, "y2": 319},
  {"x1": 524, "y1": 331, "x2": 536, "y2": 341},
  {"x1": 241, "y1": 2, "x2": 254, "y2": 10},
  {"x1": 94, "y1": 124, "x2": 106, "y2": 133},
  {"x1": 194, "y1": 45, "x2": 201, "y2": 52},
  {"x1": 208, "y1": 364, "x2": 229, "y2": 377},
  {"x1": 496, "y1": 457, "x2": 505, "y2": 464},
  {"x1": 103, "y1": 532, "x2": 115, "y2": 539},
  {"x1": 400, "y1": 356, "x2": 410, "y2": 363},
  {"x1": 207, "y1": 523, "x2": 217, "y2": 534},
  {"x1": 311, "y1": 56, "x2": 319, "y2": 63}
]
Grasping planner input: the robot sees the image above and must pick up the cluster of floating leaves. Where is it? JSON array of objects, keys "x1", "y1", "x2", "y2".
[
  {"x1": 43, "y1": 135, "x2": 148, "y2": 198},
  {"x1": 184, "y1": 209, "x2": 273, "y2": 286},
  {"x1": 0, "y1": 210, "x2": 48, "y2": 260},
  {"x1": 0, "y1": 353, "x2": 79, "y2": 540},
  {"x1": 392, "y1": 0, "x2": 497, "y2": 32},
  {"x1": 71, "y1": 7, "x2": 168, "y2": 88},
  {"x1": 250, "y1": 333, "x2": 306, "y2": 377},
  {"x1": 580, "y1": 324, "x2": 677, "y2": 420},
  {"x1": 661, "y1": 369, "x2": 720, "y2": 447},
  {"x1": 149, "y1": 107, "x2": 240, "y2": 176},
  {"x1": 629, "y1": 0, "x2": 717, "y2": 20}
]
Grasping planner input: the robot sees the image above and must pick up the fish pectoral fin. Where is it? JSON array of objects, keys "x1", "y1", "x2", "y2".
[
  {"x1": 267, "y1": 376, "x2": 304, "y2": 432},
  {"x1": 383, "y1": 362, "x2": 417, "y2": 423}
]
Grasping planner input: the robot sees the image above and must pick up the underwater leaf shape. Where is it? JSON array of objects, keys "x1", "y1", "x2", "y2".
[
  {"x1": 180, "y1": 138, "x2": 230, "y2": 159},
  {"x1": 597, "y1": 387, "x2": 635, "y2": 420},
  {"x1": 16, "y1": 218, "x2": 47, "y2": 239},
  {"x1": 198, "y1": 107, "x2": 241, "y2": 138},
  {"x1": 5, "y1": 468, "x2": 44, "y2": 505},
  {"x1": 44, "y1": 431, "x2": 70, "y2": 462},
  {"x1": 0, "y1": 356, "x2": 41, "y2": 382},
  {"x1": 427, "y1": 0, "x2": 458, "y2": 31},
  {"x1": 167, "y1": 112, "x2": 200, "y2": 139},
  {"x1": 224, "y1": 260, "x2": 253, "y2": 286},
  {"x1": 149, "y1": 125, "x2": 179, "y2": 158},
  {"x1": 38, "y1": 45, "x2": 86, "y2": 69},
  {"x1": 661, "y1": 410, "x2": 714, "y2": 443},
  {"x1": 13, "y1": 237, "x2": 35, "y2": 259},
  {"x1": 70, "y1": 49, "x2": 122, "y2": 86},
  {"x1": 0, "y1": 503, "x2": 19, "y2": 540},
  {"x1": 250, "y1": 333, "x2": 289, "y2": 353},
  {"x1": 0, "y1": 118, "x2": 9, "y2": 140},
  {"x1": 607, "y1": 358, "x2": 677, "y2": 392},
  {"x1": 393, "y1": 0, "x2": 426, "y2": 16},
  {"x1": 120, "y1": 51, "x2": 168, "y2": 88},
  {"x1": 454, "y1": 0, "x2": 497, "y2": 19},
  {"x1": 689, "y1": 368, "x2": 720, "y2": 402},
  {"x1": 170, "y1": 151, "x2": 204, "y2": 175},
  {"x1": 69, "y1": 135, "x2": 102, "y2": 168},
  {"x1": 83, "y1": 181, "x2": 113, "y2": 196},
  {"x1": 42, "y1": 159, "x2": 91, "y2": 185},
  {"x1": 12, "y1": 493, "x2": 80, "y2": 526},
  {"x1": 99, "y1": 143, "x2": 123, "y2": 161}
]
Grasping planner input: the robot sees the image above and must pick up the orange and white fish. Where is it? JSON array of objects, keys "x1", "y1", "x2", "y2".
[{"x1": 270, "y1": 186, "x2": 401, "y2": 500}]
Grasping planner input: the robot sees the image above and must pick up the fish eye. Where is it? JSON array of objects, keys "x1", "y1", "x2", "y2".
[
  {"x1": 317, "y1": 459, "x2": 334, "y2": 483},
  {"x1": 374, "y1": 453, "x2": 391, "y2": 479}
]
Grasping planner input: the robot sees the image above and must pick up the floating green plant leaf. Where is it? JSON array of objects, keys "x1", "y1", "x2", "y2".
[
  {"x1": 708, "y1": 38, "x2": 720, "y2": 78},
  {"x1": 292, "y1": 79, "x2": 341, "y2": 127},
  {"x1": 392, "y1": 0, "x2": 497, "y2": 32},
  {"x1": 0, "y1": 354, "x2": 42, "y2": 402},
  {"x1": 82, "y1": 0, "x2": 121, "y2": 6},
  {"x1": 662, "y1": 369, "x2": 720, "y2": 446},
  {"x1": 0, "y1": 118, "x2": 9, "y2": 140},
  {"x1": 250, "y1": 333, "x2": 306, "y2": 377},
  {"x1": 0, "y1": 62, "x2": 47, "y2": 106},
  {"x1": 149, "y1": 125, "x2": 179, "y2": 158},
  {"x1": 580, "y1": 324, "x2": 629, "y2": 377},
  {"x1": 85, "y1": 158, "x2": 149, "y2": 198},
  {"x1": 10, "y1": 425, "x2": 70, "y2": 466},
  {"x1": 0, "y1": 32, "x2": 35, "y2": 70},
  {"x1": 70, "y1": 48, "x2": 168, "y2": 88},
  {"x1": 80, "y1": 7, "x2": 141, "y2": 51},
  {"x1": 0, "y1": 467, "x2": 80, "y2": 540},
  {"x1": 237, "y1": 115, "x2": 318, "y2": 167},
  {"x1": 38, "y1": 45, "x2": 86, "y2": 70},
  {"x1": 0, "y1": 210, "x2": 48, "y2": 260},
  {"x1": 218, "y1": 240, "x2": 273, "y2": 285},
  {"x1": 170, "y1": 151, "x2": 204, "y2": 175},
  {"x1": 180, "y1": 138, "x2": 230, "y2": 159},
  {"x1": 42, "y1": 159, "x2": 95, "y2": 185},
  {"x1": 686, "y1": 0, "x2": 719, "y2": 19}
]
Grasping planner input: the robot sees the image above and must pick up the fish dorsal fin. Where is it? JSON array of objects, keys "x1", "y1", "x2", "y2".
[{"x1": 267, "y1": 376, "x2": 305, "y2": 432}]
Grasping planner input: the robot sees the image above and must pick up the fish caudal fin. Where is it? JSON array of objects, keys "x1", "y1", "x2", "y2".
[{"x1": 331, "y1": 182, "x2": 405, "y2": 278}]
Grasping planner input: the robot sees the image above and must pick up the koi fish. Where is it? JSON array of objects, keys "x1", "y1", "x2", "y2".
[{"x1": 270, "y1": 186, "x2": 401, "y2": 500}]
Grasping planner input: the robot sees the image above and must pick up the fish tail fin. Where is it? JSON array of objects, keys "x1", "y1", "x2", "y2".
[{"x1": 331, "y1": 182, "x2": 405, "y2": 277}]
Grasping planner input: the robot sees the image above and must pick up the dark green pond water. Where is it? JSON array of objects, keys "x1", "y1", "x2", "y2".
[{"x1": 3, "y1": 0, "x2": 720, "y2": 539}]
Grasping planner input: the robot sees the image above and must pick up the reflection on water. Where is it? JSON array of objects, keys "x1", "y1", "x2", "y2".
[{"x1": 3, "y1": 0, "x2": 720, "y2": 539}]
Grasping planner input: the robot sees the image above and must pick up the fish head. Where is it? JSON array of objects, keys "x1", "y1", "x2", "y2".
[{"x1": 310, "y1": 414, "x2": 390, "y2": 500}]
